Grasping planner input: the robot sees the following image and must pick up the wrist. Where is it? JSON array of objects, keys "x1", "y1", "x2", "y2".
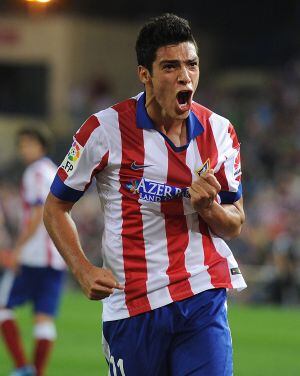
[
  {"x1": 197, "y1": 200, "x2": 218, "y2": 218},
  {"x1": 72, "y1": 257, "x2": 93, "y2": 280}
]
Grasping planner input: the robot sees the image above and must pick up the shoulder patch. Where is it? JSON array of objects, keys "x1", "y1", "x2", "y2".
[{"x1": 60, "y1": 140, "x2": 83, "y2": 177}]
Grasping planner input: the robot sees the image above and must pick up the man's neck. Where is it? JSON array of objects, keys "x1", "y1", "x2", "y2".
[{"x1": 145, "y1": 94, "x2": 187, "y2": 147}]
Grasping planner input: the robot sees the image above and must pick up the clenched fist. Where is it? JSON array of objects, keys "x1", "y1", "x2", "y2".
[
  {"x1": 76, "y1": 264, "x2": 124, "y2": 300},
  {"x1": 189, "y1": 169, "x2": 221, "y2": 212}
]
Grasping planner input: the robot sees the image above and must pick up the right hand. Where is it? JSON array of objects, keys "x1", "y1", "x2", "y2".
[
  {"x1": 76, "y1": 264, "x2": 124, "y2": 300},
  {"x1": 189, "y1": 169, "x2": 221, "y2": 212}
]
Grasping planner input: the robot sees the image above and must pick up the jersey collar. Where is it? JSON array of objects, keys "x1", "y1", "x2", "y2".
[{"x1": 136, "y1": 92, "x2": 204, "y2": 141}]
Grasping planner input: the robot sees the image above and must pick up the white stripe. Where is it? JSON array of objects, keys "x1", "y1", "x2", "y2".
[
  {"x1": 97, "y1": 108, "x2": 128, "y2": 321},
  {"x1": 183, "y1": 139, "x2": 204, "y2": 215},
  {"x1": 0, "y1": 270, "x2": 15, "y2": 307},
  {"x1": 141, "y1": 130, "x2": 172, "y2": 307},
  {"x1": 208, "y1": 113, "x2": 231, "y2": 173},
  {"x1": 184, "y1": 214, "x2": 214, "y2": 292},
  {"x1": 209, "y1": 230, "x2": 246, "y2": 290},
  {"x1": 184, "y1": 142, "x2": 213, "y2": 292},
  {"x1": 64, "y1": 122, "x2": 109, "y2": 192}
]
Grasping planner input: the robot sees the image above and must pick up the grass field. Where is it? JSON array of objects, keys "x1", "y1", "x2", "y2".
[{"x1": 1, "y1": 290, "x2": 300, "y2": 375}]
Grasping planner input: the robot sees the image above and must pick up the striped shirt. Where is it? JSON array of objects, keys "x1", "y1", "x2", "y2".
[{"x1": 51, "y1": 92, "x2": 246, "y2": 321}]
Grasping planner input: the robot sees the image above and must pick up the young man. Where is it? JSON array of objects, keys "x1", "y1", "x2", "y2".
[
  {"x1": 44, "y1": 14, "x2": 246, "y2": 375},
  {"x1": 0, "y1": 129, "x2": 65, "y2": 376}
]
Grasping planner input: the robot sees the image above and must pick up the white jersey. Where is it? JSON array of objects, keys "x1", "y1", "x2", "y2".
[
  {"x1": 51, "y1": 92, "x2": 246, "y2": 321},
  {"x1": 20, "y1": 157, "x2": 65, "y2": 270}
]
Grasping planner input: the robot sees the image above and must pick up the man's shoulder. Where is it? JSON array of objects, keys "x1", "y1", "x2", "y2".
[
  {"x1": 91, "y1": 95, "x2": 139, "y2": 134},
  {"x1": 192, "y1": 101, "x2": 232, "y2": 130}
]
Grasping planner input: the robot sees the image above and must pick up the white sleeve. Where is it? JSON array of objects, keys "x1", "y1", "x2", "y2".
[
  {"x1": 214, "y1": 122, "x2": 242, "y2": 204},
  {"x1": 51, "y1": 115, "x2": 109, "y2": 202}
]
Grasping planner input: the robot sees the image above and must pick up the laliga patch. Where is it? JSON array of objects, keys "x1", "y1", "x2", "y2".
[
  {"x1": 60, "y1": 140, "x2": 83, "y2": 177},
  {"x1": 196, "y1": 159, "x2": 210, "y2": 177}
]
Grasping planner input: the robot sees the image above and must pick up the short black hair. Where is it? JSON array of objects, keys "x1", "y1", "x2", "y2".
[
  {"x1": 17, "y1": 127, "x2": 52, "y2": 153},
  {"x1": 135, "y1": 13, "x2": 198, "y2": 73}
]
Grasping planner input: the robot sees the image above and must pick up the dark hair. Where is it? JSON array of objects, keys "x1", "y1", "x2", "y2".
[
  {"x1": 135, "y1": 13, "x2": 198, "y2": 73},
  {"x1": 17, "y1": 127, "x2": 52, "y2": 153}
]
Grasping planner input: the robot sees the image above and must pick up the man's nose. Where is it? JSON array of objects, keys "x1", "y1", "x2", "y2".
[{"x1": 178, "y1": 66, "x2": 191, "y2": 84}]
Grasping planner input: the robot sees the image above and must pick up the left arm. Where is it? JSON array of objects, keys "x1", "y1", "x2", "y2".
[
  {"x1": 197, "y1": 198, "x2": 245, "y2": 240},
  {"x1": 189, "y1": 171, "x2": 245, "y2": 240}
]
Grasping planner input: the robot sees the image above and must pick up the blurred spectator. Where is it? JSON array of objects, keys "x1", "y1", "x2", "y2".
[{"x1": 88, "y1": 76, "x2": 113, "y2": 114}]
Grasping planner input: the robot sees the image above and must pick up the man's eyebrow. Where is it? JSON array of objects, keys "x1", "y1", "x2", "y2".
[
  {"x1": 159, "y1": 60, "x2": 180, "y2": 66},
  {"x1": 159, "y1": 57, "x2": 199, "y2": 66}
]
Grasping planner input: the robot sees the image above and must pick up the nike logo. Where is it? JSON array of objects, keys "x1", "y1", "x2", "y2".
[{"x1": 131, "y1": 161, "x2": 153, "y2": 170}]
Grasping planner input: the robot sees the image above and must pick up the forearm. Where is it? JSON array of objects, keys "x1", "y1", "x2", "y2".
[
  {"x1": 198, "y1": 200, "x2": 245, "y2": 240},
  {"x1": 43, "y1": 193, "x2": 123, "y2": 300},
  {"x1": 43, "y1": 195, "x2": 91, "y2": 279}
]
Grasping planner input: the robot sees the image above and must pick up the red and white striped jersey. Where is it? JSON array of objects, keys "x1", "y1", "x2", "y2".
[
  {"x1": 21, "y1": 157, "x2": 65, "y2": 270},
  {"x1": 51, "y1": 92, "x2": 246, "y2": 321}
]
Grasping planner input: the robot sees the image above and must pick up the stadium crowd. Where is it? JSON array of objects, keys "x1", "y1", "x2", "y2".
[{"x1": 1, "y1": 60, "x2": 300, "y2": 305}]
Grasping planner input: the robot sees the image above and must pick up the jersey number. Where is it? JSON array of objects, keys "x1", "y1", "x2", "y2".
[{"x1": 109, "y1": 355, "x2": 125, "y2": 376}]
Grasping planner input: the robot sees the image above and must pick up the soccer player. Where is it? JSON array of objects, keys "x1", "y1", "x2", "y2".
[
  {"x1": 0, "y1": 128, "x2": 65, "y2": 376},
  {"x1": 44, "y1": 14, "x2": 246, "y2": 375}
]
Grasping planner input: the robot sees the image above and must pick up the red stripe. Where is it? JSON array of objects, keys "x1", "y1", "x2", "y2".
[
  {"x1": 194, "y1": 108, "x2": 230, "y2": 190},
  {"x1": 228, "y1": 123, "x2": 239, "y2": 147},
  {"x1": 84, "y1": 151, "x2": 109, "y2": 191},
  {"x1": 215, "y1": 163, "x2": 229, "y2": 191},
  {"x1": 215, "y1": 122, "x2": 239, "y2": 189},
  {"x1": 192, "y1": 106, "x2": 232, "y2": 287},
  {"x1": 75, "y1": 115, "x2": 100, "y2": 147},
  {"x1": 116, "y1": 99, "x2": 151, "y2": 316},
  {"x1": 57, "y1": 167, "x2": 68, "y2": 182},
  {"x1": 161, "y1": 144, "x2": 193, "y2": 300},
  {"x1": 199, "y1": 219, "x2": 232, "y2": 287},
  {"x1": 228, "y1": 123, "x2": 242, "y2": 182}
]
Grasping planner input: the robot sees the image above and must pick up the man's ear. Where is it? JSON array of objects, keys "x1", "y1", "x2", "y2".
[{"x1": 138, "y1": 66, "x2": 151, "y2": 84}]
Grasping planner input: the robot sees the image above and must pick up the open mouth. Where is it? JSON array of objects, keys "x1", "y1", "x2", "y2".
[{"x1": 176, "y1": 90, "x2": 193, "y2": 109}]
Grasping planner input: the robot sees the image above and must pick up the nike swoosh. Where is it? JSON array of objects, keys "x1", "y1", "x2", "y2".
[{"x1": 131, "y1": 162, "x2": 153, "y2": 170}]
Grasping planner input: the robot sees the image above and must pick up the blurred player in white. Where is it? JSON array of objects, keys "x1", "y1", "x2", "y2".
[{"x1": 0, "y1": 128, "x2": 65, "y2": 376}]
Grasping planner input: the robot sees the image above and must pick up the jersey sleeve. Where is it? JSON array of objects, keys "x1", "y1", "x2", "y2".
[
  {"x1": 215, "y1": 123, "x2": 242, "y2": 204},
  {"x1": 50, "y1": 115, "x2": 109, "y2": 202},
  {"x1": 23, "y1": 168, "x2": 49, "y2": 206}
]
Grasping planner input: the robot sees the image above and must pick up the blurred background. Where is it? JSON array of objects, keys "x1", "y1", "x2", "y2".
[{"x1": 0, "y1": 1, "x2": 300, "y2": 374}]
